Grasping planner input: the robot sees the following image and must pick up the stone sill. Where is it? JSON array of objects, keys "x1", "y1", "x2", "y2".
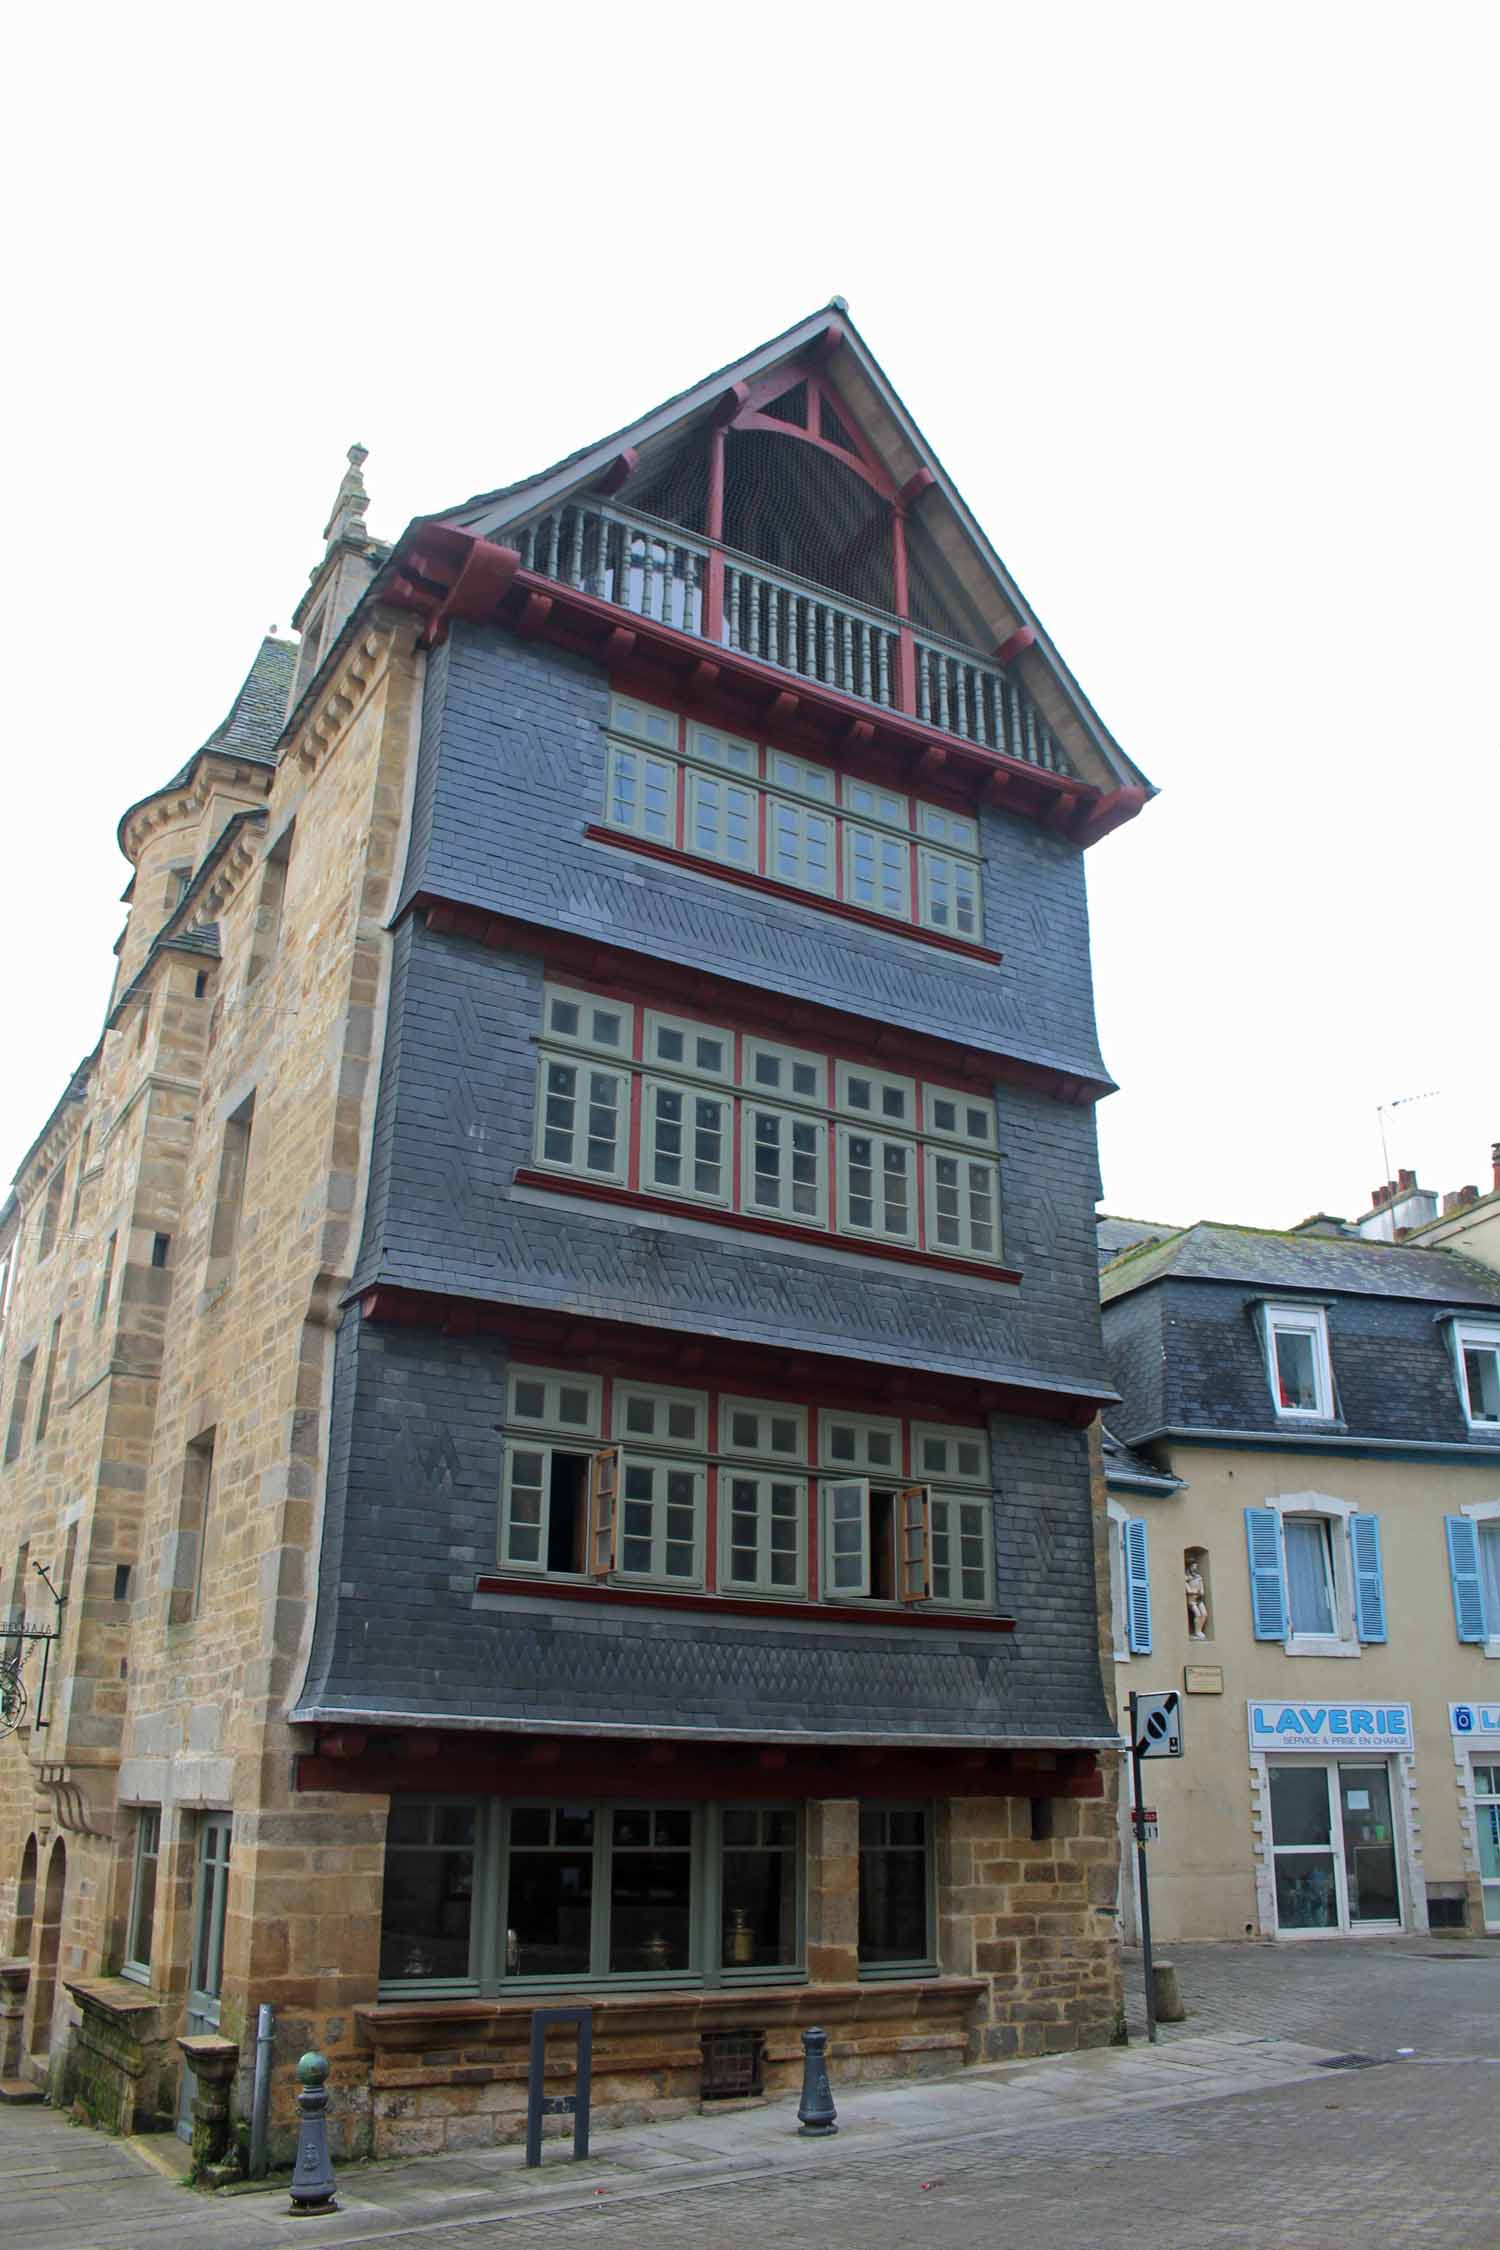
[
  {"x1": 65, "y1": 1976, "x2": 167, "y2": 2022},
  {"x1": 356, "y1": 1975, "x2": 985, "y2": 2060}
]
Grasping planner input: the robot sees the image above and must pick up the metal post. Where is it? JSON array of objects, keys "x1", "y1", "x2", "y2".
[
  {"x1": 525, "y1": 2006, "x2": 593, "y2": 2168},
  {"x1": 248, "y1": 2003, "x2": 275, "y2": 2180},
  {"x1": 796, "y1": 2025, "x2": 838, "y2": 2136},
  {"x1": 287, "y1": 2051, "x2": 339, "y2": 2217},
  {"x1": 1129, "y1": 1692, "x2": 1157, "y2": 2046}
]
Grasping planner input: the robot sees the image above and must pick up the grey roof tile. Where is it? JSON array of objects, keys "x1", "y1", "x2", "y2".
[{"x1": 1101, "y1": 1219, "x2": 1500, "y2": 1309}]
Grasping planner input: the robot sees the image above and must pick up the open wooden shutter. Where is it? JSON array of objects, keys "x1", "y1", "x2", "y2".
[
  {"x1": 896, "y1": 1485, "x2": 931, "y2": 1603},
  {"x1": 1445, "y1": 1514, "x2": 1489, "y2": 1643},
  {"x1": 1244, "y1": 1506, "x2": 1288, "y2": 1641},
  {"x1": 588, "y1": 1446, "x2": 620, "y2": 1579},
  {"x1": 1124, "y1": 1516, "x2": 1152, "y2": 1654}
]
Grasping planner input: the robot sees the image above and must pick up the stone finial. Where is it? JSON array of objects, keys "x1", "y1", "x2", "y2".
[{"x1": 322, "y1": 443, "x2": 370, "y2": 552}]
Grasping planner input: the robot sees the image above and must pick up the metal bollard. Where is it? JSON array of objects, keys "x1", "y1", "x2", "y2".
[
  {"x1": 287, "y1": 2051, "x2": 339, "y2": 2217},
  {"x1": 796, "y1": 2025, "x2": 838, "y2": 2136}
]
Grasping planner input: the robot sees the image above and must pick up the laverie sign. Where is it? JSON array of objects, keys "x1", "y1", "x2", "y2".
[
  {"x1": 1248, "y1": 1702, "x2": 1412, "y2": 1754},
  {"x1": 1450, "y1": 1703, "x2": 1500, "y2": 1737}
]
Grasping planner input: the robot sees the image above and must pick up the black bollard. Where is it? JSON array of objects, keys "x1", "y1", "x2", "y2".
[
  {"x1": 287, "y1": 2051, "x2": 340, "y2": 2216},
  {"x1": 796, "y1": 2024, "x2": 838, "y2": 2136}
]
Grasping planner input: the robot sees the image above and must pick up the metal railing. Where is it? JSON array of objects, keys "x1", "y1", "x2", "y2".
[{"x1": 514, "y1": 501, "x2": 1072, "y2": 775}]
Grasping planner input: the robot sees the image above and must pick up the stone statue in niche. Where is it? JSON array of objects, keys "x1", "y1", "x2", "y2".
[{"x1": 1185, "y1": 1558, "x2": 1210, "y2": 1641}]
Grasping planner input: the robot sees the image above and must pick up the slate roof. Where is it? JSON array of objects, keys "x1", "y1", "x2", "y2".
[
  {"x1": 116, "y1": 636, "x2": 294, "y2": 848},
  {"x1": 1100, "y1": 1220, "x2": 1500, "y2": 1310},
  {"x1": 1101, "y1": 1423, "x2": 1180, "y2": 1492},
  {"x1": 1096, "y1": 1213, "x2": 1176, "y2": 1271}
]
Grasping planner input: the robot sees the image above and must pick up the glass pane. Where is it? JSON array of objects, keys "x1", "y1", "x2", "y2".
[
  {"x1": 1464, "y1": 1346, "x2": 1500, "y2": 1421},
  {"x1": 513, "y1": 1380, "x2": 546, "y2": 1421},
  {"x1": 1285, "y1": 1519, "x2": 1336, "y2": 1636},
  {"x1": 510, "y1": 1807, "x2": 549, "y2": 1846},
  {"x1": 608, "y1": 1827, "x2": 692, "y2": 1973},
  {"x1": 1274, "y1": 1850, "x2": 1339, "y2": 1930},
  {"x1": 722, "y1": 1827, "x2": 797, "y2": 1969},
  {"x1": 508, "y1": 1846, "x2": 593, "y2": 1978},
  {"x1": 859, "y1": 1823, "x2": 929, "y2": 1965},
  {"x1": 132, "y1": 1850, "x2": 158, "y2": 1967},
  {"x1": 381, "y1": 1841, "x2": 475, "y2": 1981},
  {"x1": 1339, "y1": 1765, "x2": 1399, "y2": 1921},
  {"x1": 1270, "y1": 1764, "x2": 1333, "y2": 1846},
  {"x1": 1480, "y1": 1526, "x2": 1500, "y2": 1625},
  {"x1": 1275, "y1": 1328, "x2": 1320, "y2": 1412}
]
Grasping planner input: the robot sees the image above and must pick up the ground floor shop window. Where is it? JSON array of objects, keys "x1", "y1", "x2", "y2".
[
  {"x1": 1473, "y1": 1763, "x2": 1500, "y2": 1931},
  {"x1": 379, "y1": 1799, "x2": 802, "y2": 1996},
  {"x1": 1268, "y1": 1762, "x2": 1401, "y2": 1933},
  {"x1": 858, "y1": 1805, "x2": 934, "y2": 1972}
]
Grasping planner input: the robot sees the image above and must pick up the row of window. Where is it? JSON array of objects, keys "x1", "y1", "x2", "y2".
[
  {"x1": 379, "y1": 1797, "x2": 934, "y2": 1996},
  {"x1": 1109, "y1": 1500, "x2": 1500, "y2": 1656},
  {"x1": 604, "y1": 695, "x2": 984, "y2": 941},
  {"x1": 498, "y1": 1372, "x2": 996, "y2": 1609},
  {"x1": 1263, "y1": 1301, "x2": 1500, "y2": 1432},
  {"x1": 533, "y1": 984, "x2": 1004, "y2": 1265}
]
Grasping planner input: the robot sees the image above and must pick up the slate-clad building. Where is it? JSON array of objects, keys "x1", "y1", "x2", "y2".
[
  {"x1": 1100, "y1": 1214, "x2": 1500, "y2": 1943},
  {"x1": 0, "y1": 308, "x2": 1150, "y2": 2151}
]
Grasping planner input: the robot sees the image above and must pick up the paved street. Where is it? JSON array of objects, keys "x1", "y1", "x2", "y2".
[{"x1": 4, "y1": 1938, "x2": 1497, "y2": 2249}]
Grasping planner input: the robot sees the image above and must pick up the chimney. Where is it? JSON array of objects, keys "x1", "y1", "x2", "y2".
[
  {"x1": 1442, "y1": 1187, "x2": 1479, "y2": 1216},
  {"x1": 1492, "y1": 1140, "x2": 1499, "y2": 1194}
]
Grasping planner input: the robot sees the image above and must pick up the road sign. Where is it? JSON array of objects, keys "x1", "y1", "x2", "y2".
[
  {"x1": 1132, "y1": 1690, "x2": 1183, "y2": 1759},
  {"x1": 1135, "y1": 1806, "x2": 1159, "y2": 1843}
]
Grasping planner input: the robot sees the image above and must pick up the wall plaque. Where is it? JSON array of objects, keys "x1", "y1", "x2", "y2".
[{"x1": 1183, "y1": 1664, "x2": 1224, "y2": 1695}]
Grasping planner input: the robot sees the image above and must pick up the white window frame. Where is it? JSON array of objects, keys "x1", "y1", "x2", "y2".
[
  {"x1": 643, "y1": 1011, "x2": 733, "y2": 1082},
  {"x1": 922, "y1": 1084, "x2": 997, "y2": 1150},
  {"x1": 836, "y1": 1125, "x2": 917, "y2": 1246},
  {"x1": 917, "y1": 803, "x2": 979, "y2": 852},
  {"x1": 720, "y1": 1398, "x2": 809, "y2": 1463},
  {"x1": 534, "y1": 1053, "x2": 630, "y2": 1184},
  {"x1": 766, "y1": 795, "x2": 837, "y2": 896},
  {"x1": 500, "y1": 1437, "x2": 590, "y2": 1575},
  {"x1": 819, "y1": 1413, "x2": 903, "y2": 1476},
  {"x1": 687, "y1": 721, "x2": 758, "y2": 774},
  {"x1": 609, "y1": 693, "x2": 678, "y2": 750},
  {"x1": 916, "y1": 844, "x2": 981, "y2": 938},
  {"x1": 928, "y1": 1489, "x2": 994, "y2": 1609},
  {"x1": 615, "y1": 1452, "x2": 705, "y2": 1587},
  {"x1": 641, "y1": 1077, "x2": 733, "y2": 1207},
  {"x1": 765, "y1": 748, "x2": 836, "y2": 803},
  {"x1": 123, "y1": 1806, "x2": 161, "y2": 1982},
  {"x1": 835, "y1": 1062, "x2": 916, "y2": 1129},
  {"x1": 1262, "y1": 1303, "x2": 1336, "y2": 1421},
  {"x1": 541, "y1": 983, "x2": 634, "y2": 1059},
  {"x1": 612, "y1": 1384, "x2": 709, "y2": 1452},
  {"x1": 841, "y1": 775, "x2": 910, "y2": 827},
  {"x1": 1453, "y1": 1324, "x2": 1500, "y2": 1431},
  {"x1": 743, "y1": 1102, "x2": 827, "y2": 1226},
  {"x1": 719, "y1": 1469, "x2": 808, "y2": 1597},
  {"x1": 506, "y1": 1367, "x2": 603, "y2": 1439},
  {"x1": 1105, "y1": 1497, "x2": 1132, "y2": 1662},
  {"x1": 842, "y1": 821, "x2": 911, "y2": 920},
  {"x1": 742, "y1": 1038, "x2": 826, "y2": 1108},
  {"x1": 817, "y1": 1477, "x2": 939, "y2": 1607},
  {"x1": 911, "y1": 1424, "x2": 991, "y2": 1485},
  {"x1": 684, "y1": 767, "x2": 758, "y2": 872},
  {"x1": 604, "y1": 739, "x2": 679, "y2": 845},
  {"x1": 1267, "y1": 1493, "x2": 1361, "y2": 1658},
  {"x1": 923, "y1": 1146, "x2": 1003, "y2": 1263}
]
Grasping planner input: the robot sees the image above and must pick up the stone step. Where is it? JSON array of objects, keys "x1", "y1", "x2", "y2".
[{"x1": 0, "y1": 2076, "x2": 46, "y2": 2104}]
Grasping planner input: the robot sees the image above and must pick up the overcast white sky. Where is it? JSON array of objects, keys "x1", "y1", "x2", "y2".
[{"x1": 3, "y1": 5, "x2": 1493, "y2": 1228}]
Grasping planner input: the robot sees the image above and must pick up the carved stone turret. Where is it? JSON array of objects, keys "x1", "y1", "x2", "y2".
[{"x1": 289, "y1": 443, "x2": 386, "y2": 714}]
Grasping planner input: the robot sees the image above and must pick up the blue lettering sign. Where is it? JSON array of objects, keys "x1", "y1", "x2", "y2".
[
  {"x1": 1351, "y1": 1711, "x2": 1375, "y2": 1735},
  {"x1": 1330, "y1": 1710, "x2": 1349, "y2": 1735},
  {"x1": 1276, "y1": 1710, "x2": 1303, "y2": 1735}
]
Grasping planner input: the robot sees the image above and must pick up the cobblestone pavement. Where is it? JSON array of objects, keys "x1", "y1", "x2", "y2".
[{"x1": 4, "y1": 1938, "x2": 1497, "y2": 2249}]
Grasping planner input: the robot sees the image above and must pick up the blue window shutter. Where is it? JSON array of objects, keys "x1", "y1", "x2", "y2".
[
  {"x1": 1445, "y1": 1515, "x2": 1489, "y2": 1643},
  {"x1": 1124, "y1": 1516, "x2": 1152, "y2": 1654},
  {"x1": 1350, "y1": 1512, "x2": 1386, "y2": 1643},
  {"x1": 1245, "y1": 1506, "x2": 1288, "y2": 1640}
]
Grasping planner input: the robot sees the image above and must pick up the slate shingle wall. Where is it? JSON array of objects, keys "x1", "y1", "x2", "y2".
[
  {"x1": 296, "y1": 1309, "x2": 1116, "y2": 1742},
  {"x1": 351, "y1": 916, "x2": 1111, "y2": 1393},
  {"x1": 396, "y1": 622, "x2": 1111, "y2": 1086}
]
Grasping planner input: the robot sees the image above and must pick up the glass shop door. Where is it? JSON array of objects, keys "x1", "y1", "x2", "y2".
[{"x1": 1338, "y1": 1764, "x2": 1401, "y2": 1925}]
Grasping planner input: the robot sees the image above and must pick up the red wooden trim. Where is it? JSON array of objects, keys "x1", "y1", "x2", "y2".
[
  {"x1": 582, "y1": 825, "x2": 1003, "y2": 964},
  {"x1": 354, "y1": 1287, "x2": 1109, "y2": 1427},
  {"x1": 511, "y1": 1167, "x2": 1023, "y2": 1285},
  {"x1": 599, "y1": 449, "x2": 639, "y2": 497},
  {"x1": 995, "y1": 626, "x2": 1036, "y2": 667},
  {"x1": 474, "y1": 1571, "x2": 1015, "y2": 1632},
  {"x1": 898, "y1": 467, "x2": 937, "y2": 509},
  {"x1": 415, "y1": 895, "x2": 1113, "y2": 1106}
]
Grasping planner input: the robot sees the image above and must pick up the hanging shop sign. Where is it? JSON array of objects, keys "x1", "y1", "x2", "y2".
[
  {"x1": 1248, "y1": 1701, "x2": 1413, "y2": 1755},
  {"x1": 1449, "y1": 1703, "x2": 1500, "y2": 1738}
]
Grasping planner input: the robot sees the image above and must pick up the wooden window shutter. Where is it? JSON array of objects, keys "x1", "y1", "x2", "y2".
[
  {"x1": 588, "y1": 1446, "x2": 621, "y2": 1578},
  {"x1": 897, "y1": 1484, "x2": 932, "y2": 1604}
]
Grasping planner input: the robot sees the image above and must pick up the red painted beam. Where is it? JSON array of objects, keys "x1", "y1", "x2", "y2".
[
  {"x1": 598, "y1": 448, "x2": 639, "y2": 496},
  {"x1": 897, "y1": 467, "x2": 936, "y2": 509},
  {"x1": 995, "y1": 626, "x2": 1036, "y2": 667}
]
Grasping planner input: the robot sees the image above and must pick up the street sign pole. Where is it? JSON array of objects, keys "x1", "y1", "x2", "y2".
[{"x1": 1128, "y1": 1689, "x2": 1157, "y2": 2046}]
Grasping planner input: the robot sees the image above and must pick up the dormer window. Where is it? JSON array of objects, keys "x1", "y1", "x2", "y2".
[
  {"x1": 1453, "y1": 1323, "x2": 1500, "y2": 1429},
  {"x1": 1261, "y1": 1303, "x2": 1334, "y2": 1420}
]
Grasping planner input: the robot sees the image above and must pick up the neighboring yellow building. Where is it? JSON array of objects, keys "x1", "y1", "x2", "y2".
[{"x1": 1100, "y1": 1206, "x2": 1500, "y2": 1944}]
